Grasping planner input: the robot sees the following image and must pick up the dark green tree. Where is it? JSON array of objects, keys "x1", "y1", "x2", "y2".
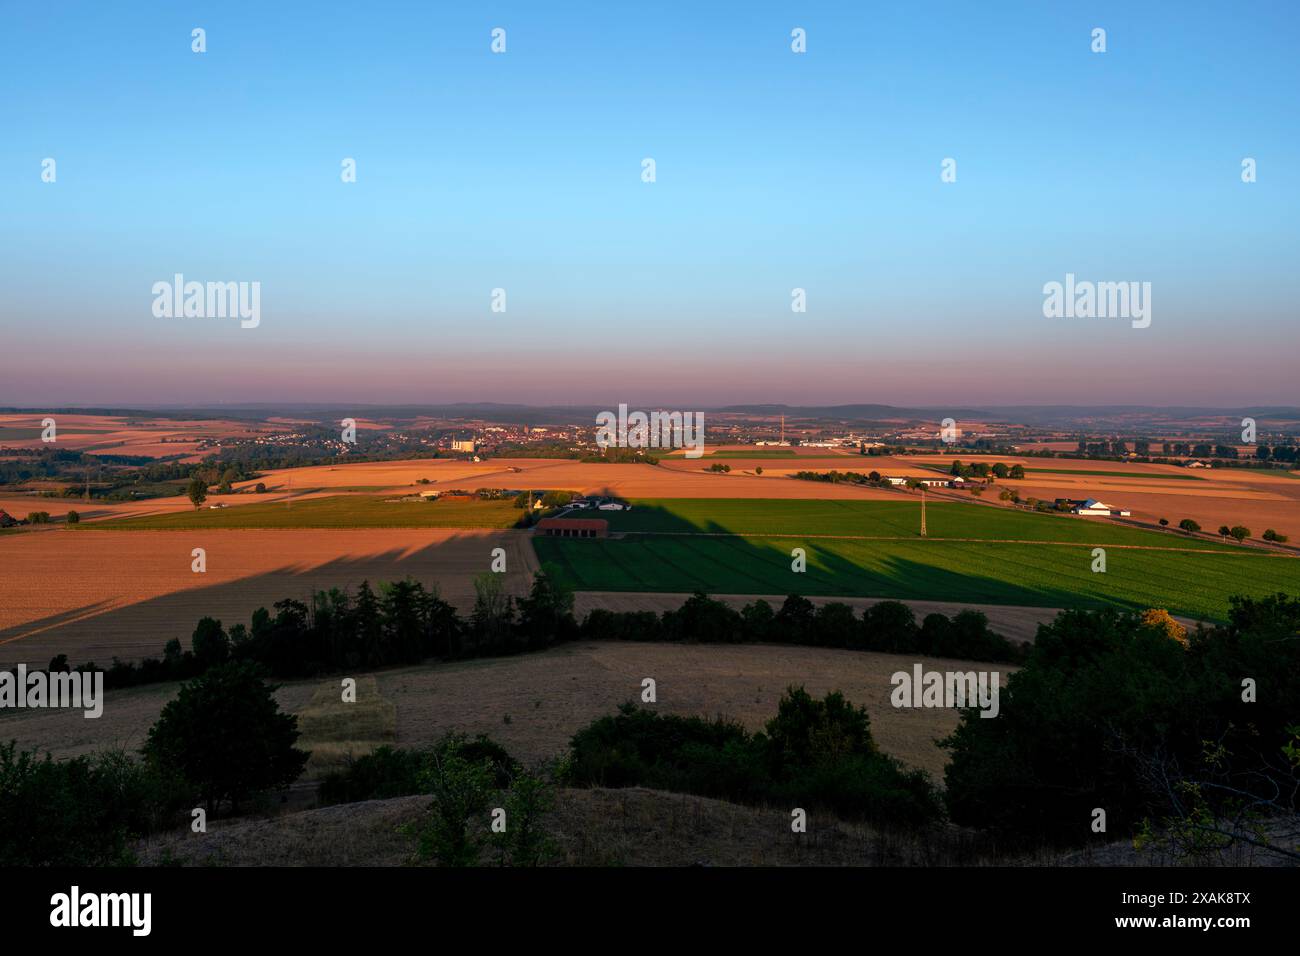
[{"x1": 143, "y1": 661, "x2": 308, "y2": 814}]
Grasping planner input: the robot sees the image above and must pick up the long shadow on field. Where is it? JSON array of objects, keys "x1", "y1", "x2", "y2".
[
  {"x1": 0, "y1": 531, "x2": 532, "y2": 667},
  {"x1": 538, "y1": 527, "x2": 1196, "y2": 618}
]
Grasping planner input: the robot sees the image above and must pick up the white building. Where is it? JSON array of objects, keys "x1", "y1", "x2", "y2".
[{"x1": 1070, "y1": 498, "x2": 1132, "y2": 517}]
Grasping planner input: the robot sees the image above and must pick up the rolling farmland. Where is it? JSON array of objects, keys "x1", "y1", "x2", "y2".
[
  {"x1": 536, "y1": 499, "x2": 1300, "y2": 621},
  {"x1": 96, "y1": 495, "x2": 524, "y2": 530},
  {"x1": 594, "y1": 498, "x2": 1239, "y2": 549}
]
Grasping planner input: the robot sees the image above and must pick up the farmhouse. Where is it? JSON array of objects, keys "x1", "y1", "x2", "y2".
[
  {"x1": 536, "y1": 517, "x2": 609, "y2": 539},
  {"x1": 1056, "y1": 498, "x2": 1132, "y2": 517},
  {"x1": 885, "y1": 476, "x2": 953, "y2": 488}
]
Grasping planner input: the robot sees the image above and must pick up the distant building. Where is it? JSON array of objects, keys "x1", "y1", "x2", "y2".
[
  {"x1": 885, "y1": 476, "x2": 952, "y2": 488},
  {"x1": 451, "y1": 438, "x2": 476, "y2": 453},
  {"x1": 1057, "y1": 498, "x2": 1132, "y2": 517},
  {"x1": 0, "y1": 510, "x2": 16, "y2": 528},
  {"x1": 536, "y1": 517, "x2": 608, "y2": 539}
]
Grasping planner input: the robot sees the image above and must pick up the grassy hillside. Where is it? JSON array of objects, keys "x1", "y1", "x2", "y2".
[{"x1": 94, "y1": 495, "x2": 523, "y2": 530}]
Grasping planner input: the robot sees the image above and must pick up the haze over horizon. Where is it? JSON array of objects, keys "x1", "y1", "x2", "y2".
[{"x1": 3, "y1": 1, "x2": 1297, "y2": 407}]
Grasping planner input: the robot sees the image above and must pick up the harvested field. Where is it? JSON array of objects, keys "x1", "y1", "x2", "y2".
[
  {"x1": 0, "y1": 528, "x2": 540, "y2": 666},
  {"x1": 860, "y1": 454, "x2": 1300, "y2": 542},
  {"x1": 0, "y1": 413, "x2": 275, "y2": 462},
  {"x1": 3, "y1": 641, "x2": 993, "y2": 781},
  {"x1": 0, "y1": 678, "x2": 317, "y2": 762},
  {"x1": 237, "y1": 458, "x2": 897, "y2": 501}
]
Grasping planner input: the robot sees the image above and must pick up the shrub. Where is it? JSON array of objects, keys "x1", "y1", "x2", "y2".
[
  {"x1": 320, "y1": 735, "x2": 518, "y2": 805},
  {"x1": 0, "y1": 743, "x2": 184, "y2": 865},
  {"x1": 65, "y1": 510, "x2": 80, "y2": 525},
  {"x1": 565, "y1": 690, "x2": 941, "y2": 826},
  {"x1": 409, "y1": 751, "x2": 495, "y2": 866},
  {"x1": 943, "y1": 599, "x2": 1300, "y2": 847},
  {"x1": 143, "y1": 661, "x2": 309, "y2": 814}
]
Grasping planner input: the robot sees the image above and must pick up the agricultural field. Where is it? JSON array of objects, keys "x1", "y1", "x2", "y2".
[
  {"x1": 97, "y1": 495, "x2": 523, "y2": 530},
  {"x1": 595, "y1": 498, "x2": 1239, "y2": 549},
  {"x1": 237, "y1": 456, "x2": 896, "y2": 501},
  {"x1": 0, "y1": 528, "x2": 539, "y2": 667},
  {"x1": 536, "y1": 499, "x2": 1300, "y2": 622},
  {"x1": 0, "y1": 641, "x2": 980, "y2": 781},
  {"x1": 896, "y1": 453, "x2": 1300, "y2": 541},
  {"x1": 0, "y1": 412, "x2": 274, "y2": 462},
  {"x1": 536, "y1": 534, "x2": 1299, "y2": 622}
]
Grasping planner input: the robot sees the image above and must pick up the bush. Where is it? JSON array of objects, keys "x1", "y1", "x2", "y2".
[
  {"x1": 410, "y1": 751, "x2": 495, "y2": 866},
  {"x1": 943, "y1": 598, "x2": 1300, "y2": 846},
  {"x1": 26, "y1": 511, "x2": 50, "y2": 524},
  {"x1": 322, "y1": 735, "x2": 518, "y2": 805},
  {"x1": 565, "y1": 690, "x2": 941, "y2": 827},
  {"x1": 1178, "y1": 518, "x2": 1201, "y2": 533},
  {"x1": 0, "y1": 743, "x2": 184, "y2": 865},
  {"x1": 1263, "y1": 528, "x2": 1288, "y2": 543},
  {"x1": 65, "y1": 510, "x2": 80, "y2": 525},
  {"x1": 143, "y1": 661, "x2": 309, "y2": 814}
]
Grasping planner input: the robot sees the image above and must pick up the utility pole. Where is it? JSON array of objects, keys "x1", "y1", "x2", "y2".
[{"x1": 920, "y1": 487, "x2": 927, "y2": 537}]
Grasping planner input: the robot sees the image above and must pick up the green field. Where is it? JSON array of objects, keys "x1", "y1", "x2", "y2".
[
  {"x1": 595, "y1": 499, "x2": 1237, "y2": 550},
  {"x1": 533, "y1": 498, "x2": 1299, "y2": 621},
  {"x1": 94, "y1": 495, "x2": 523, "y2": 530},
  {"x1": 535, "y1": 535, "x2": 1299, "y2": 622}
]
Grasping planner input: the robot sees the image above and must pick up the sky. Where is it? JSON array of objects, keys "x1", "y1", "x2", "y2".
[{"x1": 2, "y1": 1, "x2": 1297, "y2": 408}]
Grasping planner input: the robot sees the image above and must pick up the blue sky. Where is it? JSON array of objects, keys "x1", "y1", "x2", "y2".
[{"x1": 2, "y1": 1, "x2": 1297, "y2": 406}]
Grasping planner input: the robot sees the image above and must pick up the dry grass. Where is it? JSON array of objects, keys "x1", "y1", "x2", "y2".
[
  {"x1": 134, "y1": 785, "x2": 1287, "y2": 867},
  {"x1": 295, "y1": 676, "x2": 397, "y2": 778},
  {"x1": 375, "y1": 642, "x2": 975, "y2": 780},
  {"x1": 1, "y1": 642, "x2": 987, "y2": 783}
]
